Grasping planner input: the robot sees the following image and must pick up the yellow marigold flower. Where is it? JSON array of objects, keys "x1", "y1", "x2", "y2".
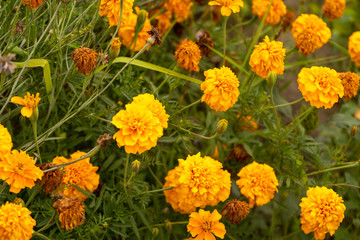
[
  {"x1": 221, "y1": 199, "x2": 250, "y2": 224},
  {"x1": 175, "y1": 39, "x2": 201, "y2": 72},
  {"x1": 208, "y1": 0, "x2": 244, "y2": 16},
  {"x1": 99, "y1": 0, "x2": 134, "y2": 27},
  {"x1": 201, "y1": 66, "x2": 240, "y2": 112},
  {"x1": 132, "y1": 93, "x2": 169, "y2": 128},
  {"x1": 165, "y1": 0, "x2": 193, "y2": 23},
  {"x1": 187, "y1": 209, "x2": 226, "y2": 240},
  {"x1": 297, "y1": 66, "x2": 344, "y2": 109},
  {"x1": 291, "y1": 14, "x2": 331, "y2": 56},
  {"x1": 348, "y1": 31, "x2": 360, "y2": 67},
  {"x1": 300, "y1": 186, "x2": 345, "y2": 240},
  {"x1": 118, "y1": 11, "x2": 151, "y2": 52},
  {"x1": 338, "y1": 72, "x2": 360, "y2": 100},
  {"x1": 155, "y1": 10, "x2": 172, "y2": 35},
  {"x1": 0, "y1": 150, "x2": 43, "y2": 193},
  {"x1": 111, "y1": 37, "x2": 121, "y2": 50},
  {"x1": 53, "y1": 151, "x2": 99, "y2": 201},
  {"x1": 322, "y1": 0, "x2": 345, "y2": 21},
  {"x1": 22, "y1": 0, "x2": 44, "y2": 11},
  {"x1": 72, "y1": 47, "x2": 98, "y2": 76},
  {"x1": 11, "y1": 92, "x2": 41, "y2": 118},
  {"x1": 249, "y1": 36, "x2": 286, "y2": 79},
  {"x1": 0, "y1": 202, "x2": 36, "y2": 240},
  {"x1": 111, "y1": 102, "x2": 164, "y2": 154},
  {"x1": 53, "y1": 197, "x2": 85, "y2": 231},
  {"x1": 163, "y1": 153, "x2": 231, "y2": 214},
  {"x1": 236, "y1": 161, "x2": 278, "y2": 208},
  {"x1": 0, "y1": 124, "x2": 12, "y2": 155},
  {"x1": 252, "y1": 0, "x2": 286, "y2": 25}
]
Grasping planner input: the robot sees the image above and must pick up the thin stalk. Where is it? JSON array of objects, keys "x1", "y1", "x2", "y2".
[
  {"x1": 177, "y1": 99, "x2": 201, "y2": 113},
  {"x1": 32, "y1": 121, "x2": 42, "y2": 163},
  {"x1": 170, "y1": 123, "x2": 218, "y2": 140},
  {"x1": 146, "y1": 186, "x2": 173, "y2": 194},
  {"x1": 147, "y1": 165, "x2": 163, "y2": 186},
  {"x1": 307, "y1": 162, "x2": 359, "y2": 176},
  {"x1": 270, "y1": 85, "x2": 281, "y2": 130},
  {"x1": 153, "y1": 75, "x2": 171, "y2": 94},
  {"x1": 0, "y1": 73, "x2": 5, "y2": 93},
  {"x1": 262, "y1": 98, "x2": 304, "y2": 110},
  {"x1": 123, "y1": 154, "x2": 130, "y2": 190},
  {"x1": 329, "y1": 183, "x2": 360, "y2": 189},
  {"x1": 222, "y1": 16, "x2": 229, "y2": 66},
  {"x1": 36, "y1": 211, "x2": 56, "y2": 233},
  {"x1": 26, "y1": 186, "x2": 41, "y2": 207}
]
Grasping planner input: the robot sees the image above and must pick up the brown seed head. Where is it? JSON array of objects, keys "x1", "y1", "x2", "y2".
[
  {"x1": 38, "y1": 163, "x2": 64, "y2": 195},
  {"x1": 72, "y1": 46, "x2": 98, "y2": 76},
  {"x1": 53, "y1": 196, "x2": 85, "y2": 231},
  {"x1": 221, "y1": 199, "x2": 250, "y2": 224},
  {"x1": 97, "y1": 133, "x2": 112, "y2": 149},
  {"x1": 196, "y1": 30, "x2": 214, "y2": 57},
  {"x1": 146, "y1": 25, "x2": 162, "y2": 46}
]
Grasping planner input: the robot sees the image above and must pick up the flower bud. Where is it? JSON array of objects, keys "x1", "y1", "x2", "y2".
[
  {"x1": 30, "y1": 107, "x2": 39, "y2": 123},
  {"x1": 216, "y1": 119, "x2": 228, "y2": 134},
  {"x1": 266, "y1": 71, "x2": 277, "y2": 87},
  {"x1": 13, "y1": 198, "x2": 25, "y2": 206},
  {"x1": 110, "y1": 37, "x2": 121, "y2": 60},
  {"x1": 151, "y1": 227, "x2": 159, "y2": 236},
  {"x1": 165, "y1": 219, "x2": 172, "y2": 231},
  {"x1": 131, "y1": 160, "x2": 141, "y2": 172},
  {"x1": 351, "y1": 126, "x2": 357, "y2": 137},
  {"x1": 135, "y1": 10, "x2": 147, "y2": 34}
]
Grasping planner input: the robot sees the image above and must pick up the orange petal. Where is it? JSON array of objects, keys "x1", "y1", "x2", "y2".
[{"x1": 10, "y1": 96, "x2": 25, "y2": 105}]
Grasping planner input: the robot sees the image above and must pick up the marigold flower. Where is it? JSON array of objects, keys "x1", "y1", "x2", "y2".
[
  {"x1": 99, "y1": 0, "x2": 134, "y2": 27},
  {"x1": 111, "y1": 102, "x2": 164, "y2": 154},
  {"x1": 300, "y1": 186, "x2": 345, "y2": 240},
  {"x1": 249, "y1": 36, "x2": 286, "y2": 79},
  {"x1": 0, "y1": 202, "x2": 36, "y2": 240},
  {"x1": 236, "y1": 161, "x2": 278, "y2": 208},
  {"x1": 11, "y1": 92, "x2": 41, "y2": 118},
  {"x1": 165, "y1": 0, "x2": 193, "y2": 22},
  {"x1": 297, "y1": 66, "x2": 344, "y2": 109},
  {"x1": 175, "y1": 39, "x2": 202, "y2": 72},
  {"x1": 154, "y1": 10, "x2": 172, "y2": 34},
  {"x1": 163, "y1": 153, "x2": 231, "y2": 214},
  {"x1": 187, "y1": 209, "x2": 226, "y2": 240},
  {"x1": 0, "y1": 53, "x2": 16, "y2": 74},
  {"x1": 0, "y1": 124, "x2": 12, "y2": 155},
  {"x1": 348, "y1": 31, "x2": 360, "y2": 67},
  {"x1": 0, "y1": 150, "x2": 43, "y2": 193},
  {"x1": 72, "y1": 47, "x2": 98, "y2": 76},
  {"x1": 201, "y1": 66, "x2": 240, "y2": 111},
  {"x1": 338, "y1": 72, "x2": 360, "y2": 100},
  {"x1": 322, "y1": 0, "x2": 345, "y2": 21},
  {"x1": 38, "y1": 163, "x2": 63, "y2": 195},
  {"x1": 208, "y1": 0, "x2": 244, "y2": 16},
  {"x1": 53, "y1": 151, "x2": 100, "y2": 201},
  {"x1": 22, "y1": 0, "x2": 45, "y2": 11},
  {"x1": 53, "y1": 197, "x2": 85, "y2": 231},
  {"x1": 221, "y1": 199, "x2": 250, "y2": 224},
  {"x1": 291, "y1": 14, "x2": 331, "y2": 56},
  {"x1": 252, "y1": 0, "x2": 286, "y2": 25}
]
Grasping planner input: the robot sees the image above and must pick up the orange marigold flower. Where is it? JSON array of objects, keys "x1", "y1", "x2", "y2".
[
  {"x1": 0, "y1": 150, "x2": 43, "y2": 193},
  {"x1": 165, "y1": 0, "x2": 193, "y2": 22},
  {"x1": 11, "y1": 92, "x2": 41, "y2": 118},
  {"x1": 201, "y1": 66, "x2": 240, "y2": 112},
  {"x1": 0, "y1": 124, "x2": 12, "y2": 155},
  {"x1": 99, "y1": 0, "x2": 134, "y2": 27},
  {"x1": 338, "y1": 72, "x2": 360, "y2": 100},
  {"x1": 154, "y1": 10, "x2": 172, "y2": 35},
  {"x1": 72, "y1": 47, "x2": 98, "y2": 76},
  {"x1": 300, "y1": 186, "x2": 346, "y2": 240},
  {"x1": 252, "y1": 0, "x2": 286, "y2": 25},
  {"x1": 291, "y1": 14, "x2": 331, "y2": 56},
  {"x1": 322, "y1": 0, "x2": 345, "y2": 21},
  {"x1": 175, "y1": 39, "x2": 202, "y2": 72},
  {"x1": 348, "y1": 31, "x2": 360, "y2": 67},
  {"x1": 53, "y1": 151, "x2": 99, "y2": 201},
  {"x1": 53, "y1": 197, "x2": 85, "y2": 231},
  {"x1": 236, "y1": 161, "x2": 278, "y2": 208},
  {"x1": 249, "y1": 35, "x2": 286, "y2": 79},
  {"x1": 221, "y1": 199, "x2": 250, "y2": 224},
  {"x1": 163, "y1": 153, "x2": 231, "y2": 214},
  {"x1": 0, "y1": 202, "x2": 36, "y2": 240},
  {"x1": 297, "y1": 66, "x2": 344, "y2": 109},
  {"x1": 111, "y1": 37, "x2": 122, "y2": 50},
  {"x1": 187, "y1": 209, "x2": 226, "y2": 240},
  {"x1": 208, "y1": 0, "x2": 244, "y2": 16},
  {"x1": 22, "y1": 0, "x2": 45, "y2": 11}
]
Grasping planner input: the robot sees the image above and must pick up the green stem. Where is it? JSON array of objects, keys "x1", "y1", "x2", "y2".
[
  {"x1": 153, "y1": 75, "x2": 171, "y2": 94},
  {"x1": 123, "y1": 154, "x2": 130, "y2": 191},
  {"x1": 0, "y1": 73, "x2": 5, "y2": 92},
  {"x1": 32, "y1": 232, "x2": 51, "y2": 240},
  {"x1": 26, "y1": 186, "x2": 41, "y2": 207},
  {"x1": 262, "y1": 98, "x2": 304, "y2": 110},
  {"x1": 329, "y1": 40, "x2": 349, "y2": 55},
  {"x1": 329, "y1": 183, "x2": 360, "y2": 189},
  {"x1": 270, "y1": 85, "x2": 281, "y2": 130},
  {"x1": 222, "y1": 16, "x2": 229, "y2": 66},
  {"x1": 146, "y1": 186, "x2": 173, "y2": 194},
  {"x1": 32, "y1": 121, "x2": 42, "y2": 163},
  {"x1": 36, "y1": 211, "x2": 56, "y2": 233},
  {"x1": 177, "y1": 99, "x2": 201, "y2": 113},
  {"x1": 147, "y1": 165, "x2": 163, "y2": 186},
  {"x1": 307, "y1": 162, "x2": 359, "y2": 176},
  {"x1": 170, "y1": 123, "x2": 218, "y2": 140}
]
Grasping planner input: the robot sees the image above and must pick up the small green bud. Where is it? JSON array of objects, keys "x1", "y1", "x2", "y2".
[
  {"x1": 131, "y1": 160, "x2": 141, "y2": 172},
  {"x1": 165, "y1": 220, "x2": 172, "y2": 231},
  {"x1": 152, "y1": 228, "x2": 159, "y2": 236},
  {"x1": 266, "y1": 71, "x2": 277, "y2": 87},
  {"x1": 135, "y1": 10, "x2": 147, "y2": 34},
  {"x1": 216, "y1": 119, "x2": 228, "y2": 134},
  {"x1": 351, "y1": 126, "x2": 357, "y2": 137},
  {"x1": 30, "y1": 107, "x2": 39, "y2": 123}
]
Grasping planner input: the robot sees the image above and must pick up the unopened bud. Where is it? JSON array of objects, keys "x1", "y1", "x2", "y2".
[
  {"x1": 165, "y1": 220, "x2": 172, "y2": 231},
  {"x1": 266, "y1": 71, "x2": 277, "y2": 87},
  {"x1": 14, "y1": 198, "x2": 25, "y2": 206},
  {"x1": 135, "y1": 10, "x2": 147, "y2": 33},
  {"x1": 110, "y1": 37, "x2": 121, "y2": 60},
  {"x1": 131, "y1": 160, "x2": 141, "y2": 172},
  {"x1": 30, "y1": 107, "x2": 39, "y2": 123},
  {"x1": 351, "y1": 126, "x2": 357, "y2": 137},
  {"x1": 152, "y1": 228, "x2": 159, "y2": 236},
  {"x1": 216, "y1": 119, "x2": 228, "y2": 134}
]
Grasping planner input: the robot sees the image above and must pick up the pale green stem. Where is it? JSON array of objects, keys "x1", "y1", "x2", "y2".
[
  {"x1": 153, "y1": 75, "x2": 171, "y2": 94},
  {"x1": 262, "y1": 98, "x2": 304, "y2": 110},
  {"x1": 123, "y1": 154, "x2": 130, "y2": 190},
  {"x1": 147, "y1": 165, "x2": 163, "y2": 186},
  {"x1": 36, "y1": 211, "x2": 56, "y2": 233},
  {"x1": 0, "y1": 73, "x2": 5, "y2": 92},
  {"x1": 222, "y1": 16, "x2": 229, "y2": 66},
  {"x1": 177, "y1": 99, "x2": 201, "y2": 113},
  {"x1": 32, "y1": 121, "x2": 42, "y2": 163},
  {"x1": 170, "y1": 123, "x2": 218, "y2": 140},
  {"x1": 307, "y1": 162, "x2": 359, "y2": 176},
  {"x1": 270, "y1": 85, "x2": 281, "y2": 130},
  {"x1": 329, "y1": 183, "x2": 360, "y2": 189},
  {"x1": 146, "y1": 186, "x2": 173, "y2": 194},
  {"x1": 26, "y1": 186, "x2": 41, "y2": 207}
]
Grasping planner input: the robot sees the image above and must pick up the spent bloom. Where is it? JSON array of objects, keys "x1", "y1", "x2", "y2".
[
  {"x1": 297, "y1": 66, "x2": 344, "y2": 109},
  {"x1": 300, "y1": 186, "x2": 346, "y2": 240},
  {"x1": 163, "y1": 153, "x2": 231, "y2": 214},
  {"x1": 53, "y1": 197, "x2": 85, "y2": 231},
  {"x1": 348, "y1": 31, "x2": 360, "y2": 67},
  {"x1": 201, "y1": 66, "x2": 240, "y2": 112},
  {"x1": 236, "y1": 161, "x2": 279, "y2": 208},
  {"x1": 175, "y1": 39, "x2": 202, "y2": 72},
  {"x1": 11, "y1": 92, "x2": 41, "y2": 118},
  {"x1": 0, "y1": 124, "x2": 12, "y2": 155},
  {"x1": 0, "y1": 202, "x2": 36, "y2": 240},
  {"x1": 0, "y1": 53, "x2": 16, "y2": 74},
  {"x1": 99, "y1": 0, "x2": 134, "y2": 27},
  {"x1": 72, "y1": 47, "x2": 98, "y2": 76},
  {"x1": 187, "y1": 209, "x2": 226, "y2": 240},
  {"x1": 221, "y1": 199, "x2": 250, "y2": 224},
  {"x1": 252, "y1": 0, "x2": 286, "y2": 25},
  {"x1": 38, "y1": 163, "x2": 64, "y2": 195},
  {"x1": 22, "y1": 0, "x2": 45, "y2": 11},
  {"x1": 291, "y1": 14, "x2": 331, "y2": 56},
  {"x1": 165, "y1": 0, "x2": 193, "y2": 23},
  {"x1": 208, "y1": 0, "x2": 244, "y2": 16},
  {"x1": 338, "y1": 72, "x2": 360, "y2": 100},
  {"x1": 52, "y1": 151, "x2": 100, "y2": 201},
  {"x1": 249, "y1": 35, "x2": 286, "y2": 79},
  {"x1": 0, "y1": 150, "x2": 43, "y2": 193},
  {"x1": 322, "y1": 0, "x2": 345, "y2": 21}
]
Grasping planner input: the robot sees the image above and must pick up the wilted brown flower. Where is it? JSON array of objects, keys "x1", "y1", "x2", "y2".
[
  {"x1": 226, "y1": 144, "x2": 250, "y2": 163},
  {"x1": 0, "y1": 53, "x2": 16, "y2": 74},
  {"x1": 72, "y1": 47, "x2": 98, "y2": 76},
  {"x1": 196, "y1": 30, "x2": 214, "y2": 57},
  {"x1": 147, "y1": 25, "x2": 162, "y2": 46},
  {"x1": 338, "y1": 72, "x2": 360, "y2": 100},
  {"x1": 221, "y1": 199, "x2": 250, "y2": 224},
  {"x1": 38, "y1": 163, "x2": 63, "y2": 195},
  {"x1": 97, "y1": 133, "x2": 112, "y2": 149},
  {"x1": 53, "y1": 196, "x2": 85, "y2": 231},
  {"x1": 282, "y1": 11, "x2": 295, "y2": 29}
]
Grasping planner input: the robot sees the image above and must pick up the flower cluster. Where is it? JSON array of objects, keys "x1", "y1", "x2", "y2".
[
  {"x1": 322, "y1": 0, "x2": 345, "y2": 21},
  {"x1": 99, "y1": 0, "x2": 134, "y2": 27},
  {"x1": 72, "y1": 47, "x2": 98, "y2": 76},
  {"x1": 208, "y1": 0, "x2": 244, "y2": 17},
  {"x1": 252, "y1": 0, "x2": 286, "y2": 25},
  {"x1": 163, "y1": 153, "x2": 231, "y2": 213},
  {"x1": 348, "y1": 31, "x2": 360, "y2": 67},
  {"x1": 175, "y1": 39, "x2": 202, "y2": 72}
]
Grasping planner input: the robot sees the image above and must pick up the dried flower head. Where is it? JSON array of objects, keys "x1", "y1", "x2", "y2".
[
  {"x1": 38, "y1": 163, "x2": 63, "y2": 195},
  {"x1": 0, "y1": 53, "x2": 16, "y2": 74},
  {"x1": 297, "y1": 66, "x2": 344, "y2": 109},
  {"x1": 221, "y1": 199, "x2": 250, "y2": 224},
  {"x1": 11, "y1": 92, "x2": 41, "y2": 119},
  {"x1": 146, "y1": 25, "x2": 162, "y2": 46},
  {"x1": 154, "y1": 10, "x2": 172, "y2": 34},
  {"x1": 201, "y1": 66, "x2": 240, "y2": 111},
  {"x1": 226, "y1": 144, "x2": 250, "y2": 163},
  {"x1": 291, "y1": 14, "x2": 331, "y2": 56},
  {"x1": 0, "y1": 150, "x2": 43, "y2": 193},
  {"x1": 187, "y1": 209, "x2": 226, "y2": 240},
  {"x1": 97, "y1": 133, "x2": 112, "y2": 149},
  {"x1": 196, "y1": 30, "x2": 214, "y2": 57},
  {"x1": 165, "y1": 0, "x2": 193, "y2": 22},
  {"x1": 72, "y1": 47, "x2": 98, "y2": 76},
  {"x1": 175, "y1": 39, "x2": 202, "y2": 72},
  {"x1": 0, "y1": 124, "x2": 12, "y2": 155},
  {"x1": 322, "y1": 0, "x2": 345, "y2": 21},
  {"x1": 236, "y1": 161, "x2": 279, "y2": 208},
  {"x1": 282, "y1": 10, "x2": 295, "y2": 29},
  {"x1": 338, "y1": 72, "x2": 359, "y2": 100},
  {"x1": 252, "y1": 0, "x2": 286, "y2": 25},
  {"x1": 53, "y1": 196, "x2": 85, "y2": 231},
  {"x1": 348, "y1": 31, "x2": 360, "y2": 67},
  {"x1": 208, "y1": 0, "x2": 244, "y2": 16},
  {"x1": 249, "y1": 36, "x2": 286, "y2": 79},
  {"x1": 300, "y1": 186, "x2": 345, "y2": 240},
  {"x1": 0, "y1": 202, "x2": 36, "y2": 240},
  {"x1": 99, "y1": 0, "x2": 134, "y2": 27},
  {"x1": 22, "y1": 0, "x2": 45, "y2": 11},
  {"x1": 164, "y1": 153, "x2": 231, "y2": 213}
]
